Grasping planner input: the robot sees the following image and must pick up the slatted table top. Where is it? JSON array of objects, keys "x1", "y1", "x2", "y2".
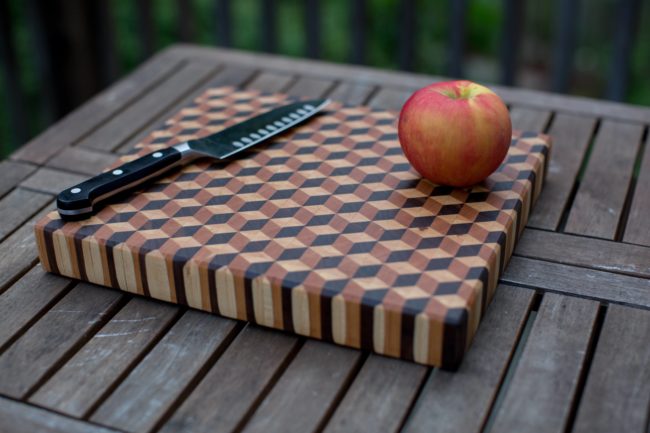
[{"x1": 1, "y1": 44, "x2": 649, "y2": 433}]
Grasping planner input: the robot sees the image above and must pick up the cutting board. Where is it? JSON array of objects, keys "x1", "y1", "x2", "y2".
[{"x1": 34, "y1": 86, "x2": 550, "y2": 369}]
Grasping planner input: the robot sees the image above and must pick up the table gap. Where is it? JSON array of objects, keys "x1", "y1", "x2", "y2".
[
  {"x1": 227, "y1": 336, "x2": 307, "y2": 433},
  {"x1": 557, "y1": 120, "x2": 601, "y2": 233},
  {"x1": 481, "y1": 290, "x2": 543, "y2": 433},
  {"x1": 78, "y1": 306, "x2": 187, "y2": 420},
  {"x1": 21, "y1": 295, "x2": 130, "y2": 401},
  {"x1": 616, "y1": 125, "x2": 649, "y2": 241},
  {"x1": 392, "y1": 366, "x2": 434, "y2": 432},
  {"x1": 145, "y1": 320, "x2": 249, "y2": 433},
  {"x1": 562, "y1": 303, "x2": 607, "y2": 433}
]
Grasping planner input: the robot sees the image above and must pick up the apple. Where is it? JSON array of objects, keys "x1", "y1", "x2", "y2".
[{"x1": 398, "y1": 80, "x2": 512, "y2": 187}]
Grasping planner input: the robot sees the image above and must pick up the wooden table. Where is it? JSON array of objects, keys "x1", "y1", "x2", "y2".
[{"x1": 1, "y1": 44, "x2": 649, "y2": 433}]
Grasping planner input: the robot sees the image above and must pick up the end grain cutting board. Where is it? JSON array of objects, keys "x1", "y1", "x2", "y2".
[{"x1": 34, "y1": 86, "x2": 550, "y2": 369}]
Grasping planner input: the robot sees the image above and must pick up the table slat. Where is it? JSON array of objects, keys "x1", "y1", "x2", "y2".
[
  {"x1": 0, "y1": 284, "x2": 123, "y2": 399},
  {"x1": 0, "y1": 161, "x2": 36, "y2": 198},
  {"x1": 327, "y1": 82, "x2": 376, "y2": 106},
  {"x1": 30, "y1": 298, "x2": 179, "y2": 418},
  {"x1": 502, "y1": 256, "x2": 650, "y2": 308},
  {"x1": 565, "y1": 120, "x2": 644, "y2": 239},
  {"x1": 0, "y1": 266, "x2": 72, "y2": 351},
  {"x1": 246, "y1": 71, "x2": 295, "y2": 93},
  {"x1": 241, "y1": 341, "x2": 363, "y2": 433},
  {"x1": 489, "y1": 294, "x2": 599, "y2": 433},
  {"x1": 573, "y1": 305, "x2": 650, "y2": 433},
  {"x1": 368, "y1": 87, "x2": 412, "y2": 111},
  {"x1": 91, "y1": 311, "x2": 239, "y2": 433},
  {"x1": 10, "y1": 51, "x2": 184, "y2": 165},
  {"x1": 623, "y1": 133, "x2": 650, "y2": 245},
  {"x1": 285, "y1": 76, "x2": 334, "y2": 98},
  {"x1": 77, "y1": 61, "x2": 220, "y2": 152},
  {"x1": 527, "y1": 113, "x2": 596, "y2": 230},
  {"x1": 159, "y1": 326, "x2": 299, "y2": 433},
  {"x1": 20, "y1": 168, "x2": 87, "y2": 196},
  {"x1": 47, "y1": 147, "x2": 116, "y2": 176},
  {"x1": 0, "y1": 396, "x2": 120, "y2": 433},
  {"x1": 323, "y1": 356, "x2": 427, "y2": 433},
  {"x1": 402, "y1": 285, "x2": 534, "y2": 433},
  {"x1": 0, "y1": 188, "x2": 51, "y2": 241},
  {"x1": 516, "y1": 228, "x2": 650, "y2": 278},
  {"x1": 508, "y1": 106, "x2": 551, "y2": 132}
]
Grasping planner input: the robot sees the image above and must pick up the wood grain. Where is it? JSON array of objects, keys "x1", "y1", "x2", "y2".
[
  {"x1": 623, "y1": 132, "x2": 650, "y2": 246},
  {"x1": 0, "y1": 188, "x2": 51, "y2": 241},
  {"x1": 160, "y1": 326, "x2": 299, "y2": 433},
  {"x1": 47, "y1": 147, "x2": 116, "y2": 176},
  {"x1": 402, "y1": 285, "x2": 535, "y2": 433},
  {"x1": 324, "y1": 355, "x2": 428, "y2": 433},
  {"x1": 241, "y1": 341, "x2": 363, "y2": 433},
  {"x1": 502, "y1": 256, "x2": 650, "y2": 308},
  {"x1": 0, "y1": 396, "x2": 121, "y2": 433},
  {"x1": 367, "y1": 87, "x2": 413, "y2": 111},
  {"x1": 91, "y1": 311, "x2": 239, "y2": 433},
  {"x1": 527, "y1": 113, "x2": 595, "y2": 230},
  {"x1": 572, "y1": 305, "x2": 650, "y2": 433},
  {"x1": 30, "y1": 298, "x2": 179, "y2": 418},
  {"x1": 0, "y1": 160, "x2": 37, "y2": 198},
  {"x1": 10, "y1": 50, "x2": 184, "y2": 165},
  {"x1": 509, "y1": 106, "x2": 551, "y2": 132},
  {"x1": 0, "y1": 283, "x2": 123, "y2": 399},
  {"x1": 77, "y1": 61, "x2": 220, "y2": 152},
  {"x1": 565, "y1": 120, "x2": 644, "y2": 239},
  {"x1": 246, "y1": 71, "x2": 295, "y2": 92},
  {"x1": 516, "y1": 228, "x2": 650, "y2": 278},
  {"x1": 0, "y1": 265, "x2": 72, "y2": 350},
  {"x1": 327, "y1": 82, "x2": 376, "y2": 106},
  {"x1": 0, "y1": 202, "x2": 55, "y2": 292},
  {"x1": 489, "y1": 294, "x2": 599, "y2": 433},
  {"x1": 285, "y1": 76, "x2": 334, "y2": 98},
  {"x1": 20, "y1": 167, "x2": 87, "y2": 195}
]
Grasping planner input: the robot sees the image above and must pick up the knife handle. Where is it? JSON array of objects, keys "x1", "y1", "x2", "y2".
[{"x1": 57, "y1": 147, "x2": 184, "y2": 220}]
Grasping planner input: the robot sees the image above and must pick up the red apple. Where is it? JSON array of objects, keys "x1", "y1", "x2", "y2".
[{"x1": 398, "y1": 80, "x2": 512, "y2": 187}]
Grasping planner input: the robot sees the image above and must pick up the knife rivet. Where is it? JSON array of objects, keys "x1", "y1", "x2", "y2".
[
  {"x1": 152, "y1": 152, "x2": 163, "y2": 158},
  {"x1": 112, "y1": 169, "x2": 123, "y2": 175},
  {"x1": 70, "y1": 187, "x2": 81, "y2": 194}
]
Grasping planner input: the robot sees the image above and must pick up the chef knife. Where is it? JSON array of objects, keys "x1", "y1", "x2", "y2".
[{"x1": 57, "y1": 99, "x2": 330, "y2": 220}]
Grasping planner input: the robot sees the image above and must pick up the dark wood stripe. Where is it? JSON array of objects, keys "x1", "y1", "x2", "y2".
[{"x1": 441, "y1": 308, "x2": 468, "y2": 370}]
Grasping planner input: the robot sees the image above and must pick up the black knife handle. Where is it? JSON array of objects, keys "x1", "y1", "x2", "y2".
[{"x1": 57, "y1": 147, "x2": 183, "y2": 220}]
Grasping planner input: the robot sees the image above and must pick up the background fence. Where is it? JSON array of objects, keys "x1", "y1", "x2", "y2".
[{"x1": 1, "y1": 0, "x2": 649, "y2": 157}]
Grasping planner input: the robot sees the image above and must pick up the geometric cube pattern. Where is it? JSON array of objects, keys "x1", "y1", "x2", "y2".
[{"x1": 35, "y1": 86, "x2": 551, "y2": 369}]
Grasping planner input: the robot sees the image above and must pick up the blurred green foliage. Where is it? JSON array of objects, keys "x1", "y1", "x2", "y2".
[{"x1": 2, "y1": 0, "x2": 650, "y2": 158}]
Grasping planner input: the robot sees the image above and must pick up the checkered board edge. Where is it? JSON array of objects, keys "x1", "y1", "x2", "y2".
[{"x1": 34, "y1": 86, "x2": 551, "y2": 369}]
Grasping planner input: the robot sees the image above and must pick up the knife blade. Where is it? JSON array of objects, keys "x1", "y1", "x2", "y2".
[{"x1": 57, "y1": 98, "x2": 330, "y2": 220}]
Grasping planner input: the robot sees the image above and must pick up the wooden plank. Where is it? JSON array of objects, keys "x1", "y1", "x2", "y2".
[
  {"x1": 159, "y1": 326, "x2": 300, "y2": 433},
  {"x1": 241, "y1": 340, "x2": 363, "y2": 433},
  {"x1": 77, "y1": 61, "x2": 220, "y2": 152},
  {"x1": 327, "y1": 82, "x2": 376, "y2": 106},
  {"x1": 47, "y1": 147, "x2": 115, "y2": 176},
  {"x1": 285, "y1": 76, "x2": 334, "y2": 98},
  {"x1": 0, "y1": 160, "x2": 37, "y2": 198},
  {"x1": 0, "y1": 188, "x2": 51, "y2": 241},
  {"x1": 171, "y1": 45, "x2": 650, "y2": 123},
  {"x1": 0, "y1": 283, "x2": 123, "y2": 399},
  {"x1": 489, "y1": 294, "x2": 600, "y2": 433},
  {"x1": 246, "y1": 71, "x2": 295, "y2": 92},
  {"x1": 402, "y1": 285, "x2": 535, "y2": 433},
  {"x1": 0, "y1": 396, "x2": 120, "y2": 433},
  {"x1": 368, "y1": 87, "x2": 412, "y2": 111},
  {"x1": 565, "y1": 120, "x2": 643, "y2": 239},
  {"x1": 573, "y1": 305, "x2": 650, "y2": 433},
  {"x1": 516, "y1": 228, "x2": 650, "y2": 279},
  {"x1": 0, "y1": 202, "x2": 55, "y2": 292},
  {"x1": 527, "y1": 113, "x2": 596, "y2": 230},
  {"x1": 0, "y1": 265, "x2": 72, "y2": 351},
  {"x1": 324, "y1": 356, "x2": 427, "y2": 433},
  {"x1": 502, "y1": 256, "x2": 650, "y2": 308},
  {"x1": 623, "y1": 133, "x2": 650, "y2": 245},
  {"x1": 11, "y1": 50, "x2": 184, "y2": 164},
  {"x1": 20, "y1": 168, "x2": 87, "y2": 196},
  {"x1": 508, "y1": 106, "x2": 551, "y2": 132},
  {"x1": 30, "y1": 298, "x2": 179, "y2": 418},
  {"x1": 91, "y1": 311, "x2": 239, "y2": 433},
  {"x1": 114, "y1": 64, "x2": 257, "y2": 154}
]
